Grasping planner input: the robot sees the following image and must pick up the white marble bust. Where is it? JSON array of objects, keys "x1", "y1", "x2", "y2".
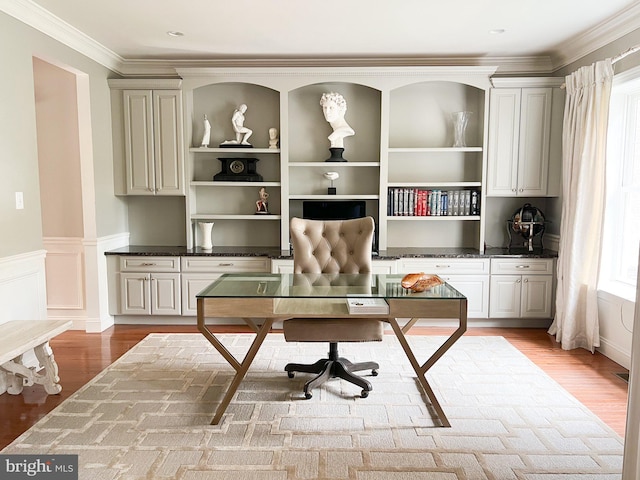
[{"x1": 320, "y1": 92, "x2": 354, "y2": 149}]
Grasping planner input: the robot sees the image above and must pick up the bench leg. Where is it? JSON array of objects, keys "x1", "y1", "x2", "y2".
[
  {"x1": 4, "y1": 354, "x2": 25, "y2": 394},
  {"x1": 1, "y1": 342, "x2": 63, "y2": 395},
  {"x1": 34, "y1": 342, "x2": 62, "y2": 394}
]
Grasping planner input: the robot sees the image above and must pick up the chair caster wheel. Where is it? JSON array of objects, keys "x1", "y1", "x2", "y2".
[
  {"x1": 305, "y1": 392, "x2": 312, "y2": 399},
  {"x1": 287, "y1": 372, "x2": 294, "y2": 378},
  {"x1": 371, "y1": 369, "x2": 378, "y2": 376},
  {"x1": 361, "y1": 390, "x2": 369, "y2": 398}
]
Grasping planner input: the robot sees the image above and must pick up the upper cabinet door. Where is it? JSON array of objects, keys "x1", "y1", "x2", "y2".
[
  {"x1": 153, "y1": 90, "x2": 184, "y2": 195},
  {"x1": 123, "y1": 90, "x2": 155, "y2": 195},
  {"x1": 122, "y1": 89, "x2": 184, "y2": 196},
  {"x1": 486, "y1": 89, "x2": 521, "y2": 196},
  {"x1": 517, "y1": 88, "x2": 552, "y2": 196},
  {"x1": 486, "y1": 87, "x2": 552, "y2": 197}
]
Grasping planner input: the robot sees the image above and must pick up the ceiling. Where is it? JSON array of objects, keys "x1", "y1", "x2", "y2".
[{"x1": 9, "y1": 0, "x2": 640, "y2": 73}]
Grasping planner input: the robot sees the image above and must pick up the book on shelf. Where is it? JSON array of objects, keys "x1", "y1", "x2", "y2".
[
  {"x1": 387, "y1": 187, "x2": 480, "y2": 217},
  {"x1": 346, "y1": 297, "x2": 389, "y2": 314}
]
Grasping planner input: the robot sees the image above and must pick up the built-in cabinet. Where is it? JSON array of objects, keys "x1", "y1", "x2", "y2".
[
  {"x1": 109, "y1": 79, "x2": 186, "y2": 196},
  {"x1": 398, "y1": 258, "x2": 490, "y2": 318},
  {"x1": 489, "y1": 258, "x2": 554, "y2": 318},
  {"x1": 118, "y1": 257, "x2": 181, "y2": 315},
  {"x1": 486, "y1": 78, "x2": 564, "y2": 197},
  {"x1": 173, "y1": 67, "x2": 498, "y2": 252},
  {"x1": 108, "y1": 254, "x2": 553, "y2": 322}
]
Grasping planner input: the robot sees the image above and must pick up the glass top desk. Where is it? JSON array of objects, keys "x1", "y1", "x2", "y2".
[{"x1": 197, "y1": 273, "x2": 467, "y2": 427}]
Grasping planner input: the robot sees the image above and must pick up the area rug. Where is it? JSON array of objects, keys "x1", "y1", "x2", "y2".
[{"x1": 2, "y1": 334, "x2": 624, "y2": 479}]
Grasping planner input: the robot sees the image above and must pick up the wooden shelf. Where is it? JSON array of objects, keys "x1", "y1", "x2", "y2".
[
  {"x1": 190, "y1": 147, "x2": 280, "y2": 154},
  {"x1": 388, "y1": 147, "x2": 483, "y2": 153},
  {"x1": 191, "y1": 214, "x2": 282, "y2": 220},
  {"x1": 387, "y1": 182, "x2": 481, "y2": 188},
  {"x1": 387, "y1": 215, "x2": 481, "y2": 221},
  {"x1": 190, "y1": 181, "x2": 281, "y2": 187},
  {"x1": 288, "y1": 162, "x2": 380, "y2": 167},
  {"x1": 289, "y1": 194, "x2": 379, "y2": 200}
]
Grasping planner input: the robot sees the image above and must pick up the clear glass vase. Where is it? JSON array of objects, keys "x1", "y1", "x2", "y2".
[{"x1": 451, "y1": 111, "x2": 472, "y2": 148}]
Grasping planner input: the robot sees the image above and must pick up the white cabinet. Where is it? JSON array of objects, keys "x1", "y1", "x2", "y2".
[
  {"x1": 122, "y1": 89, "x2": 185, "y2": 195},
  {"x1": 181, "y1": 257, "x2": 270, "y2": 315},
  {"x1": 487, "y1": 87, "x2": 554, "y2": 197},
  {"x1": 489, "y1": 258, "x2": 554, "y2": 318},
  {"x1": 118, "y1": 257, "x2": 181, "y2": 315},
  {"x1": 398, "y1": 258, "x2": 490, "y2": 318}
]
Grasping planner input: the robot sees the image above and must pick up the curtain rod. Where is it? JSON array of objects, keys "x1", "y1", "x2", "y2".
[
  {"x1": 560, "y1": 44, "x2": 640, "y2": 88},
  {"x1": 612, "y1": 45, "x2": 640, "y2": 64}
]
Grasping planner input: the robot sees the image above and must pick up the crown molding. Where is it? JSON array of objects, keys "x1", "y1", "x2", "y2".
[
  {"x1": 118, "y1": 55, "x2": 554, "y2": 77},
  {"x1": 550, "y1": 2, "x2": 640, "y2": 71},
  {"x1": 0, "y1": 0, "x2": 123, "y2": 72}
]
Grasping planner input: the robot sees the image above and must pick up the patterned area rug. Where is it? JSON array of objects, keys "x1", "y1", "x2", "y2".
[{"x1": 2, "y1": 334, "x2": 624, "y2": 479}]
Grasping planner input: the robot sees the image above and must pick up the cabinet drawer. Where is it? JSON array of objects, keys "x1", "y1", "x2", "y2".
[
  {"x1": 119, "y1": 256, "x2": 180, "y2": 272},
  {"x1": 490, "y1": 258, "x2": 554, "y2": 275},
  {"x1": 399, "y1": 258, "x2": 489, "y2": 275},
  {"x1": 181, "y1": 257, "x2": 269, "y2": 273}
]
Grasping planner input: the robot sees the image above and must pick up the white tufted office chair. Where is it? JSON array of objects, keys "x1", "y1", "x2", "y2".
[{"x1": 283, "y1": 216, "x2": 384, "y2": 399}]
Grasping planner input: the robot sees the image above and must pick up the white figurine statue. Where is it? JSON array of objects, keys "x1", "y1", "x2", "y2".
[
  {"x1": 320, "y1": 92, "x2": 354, "y2": 149},
  {"x1": 222, "y1": 104, "x2": 252, "y2": 146},
  {"x1": 268, "y1": 127, "x2": 279, "y2": 149},
  {"x1": 201, "y1": 114, "x2": 211, "y2": 147}
]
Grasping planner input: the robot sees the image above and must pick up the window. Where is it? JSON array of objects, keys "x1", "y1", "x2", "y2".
[{"x1": 600, "y1": 69, "x2": 640, "y2": 300}]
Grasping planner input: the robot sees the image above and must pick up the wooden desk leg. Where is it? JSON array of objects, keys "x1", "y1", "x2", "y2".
[
  {"x1": 198, "y1": 305, "x2": 274, "y2": 425},
  {"x1": 387, "y1": 300, "x2": 467, "y2": 428}
]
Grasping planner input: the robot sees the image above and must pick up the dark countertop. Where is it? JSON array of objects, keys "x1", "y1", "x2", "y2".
[{"x1": 105, "y1": 245, "x2": 558, "y2": 259}]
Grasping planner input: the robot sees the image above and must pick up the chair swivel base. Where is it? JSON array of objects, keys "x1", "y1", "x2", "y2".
[{"x1": 285, "y1": 344, "x2": 379, "y2": 399}]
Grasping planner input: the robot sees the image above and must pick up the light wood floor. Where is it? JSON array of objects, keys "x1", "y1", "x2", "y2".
[{"x1": 0, "y1": 325, "x2": 630, "y2": 450}]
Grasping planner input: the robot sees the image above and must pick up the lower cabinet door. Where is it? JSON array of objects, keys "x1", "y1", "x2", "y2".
[
  {"x1": 150, "y1": 273, "x2": 181, "y2": 315},
  {"x1": 520, "y1": 275, "x2": 553, "y2": 318},
  {"x1": 119, "y1": 273, "x2": 151, "y2": 315},
  {"x1": 181, "y1": 274, "x2": 222, "y2": 316},
  {"x1": 440, "y1": 275, "x2": 489, "y2": 318},
  {"x1": 489, "y1": 275, "x2": 522, "y2": 318}
]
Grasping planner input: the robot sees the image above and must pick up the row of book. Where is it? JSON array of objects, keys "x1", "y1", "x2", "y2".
[{"x1": 387, "y1": 188, "x2": 480, "y2": 217}]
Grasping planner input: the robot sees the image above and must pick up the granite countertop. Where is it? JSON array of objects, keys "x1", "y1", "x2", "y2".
[{"x1": 105, "y1": 245, "x2": 558, "y2": 259}]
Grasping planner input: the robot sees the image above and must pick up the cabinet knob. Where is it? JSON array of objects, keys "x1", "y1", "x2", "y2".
[
  {"x1": 523, "y1": 278, "x2": 528, "y2": 283},
  {"x1": 516, "y1": 279, "x2": 521, "y2": 283},
  {"x1": 515, "y1": 265, "x2": 530, "y2": 269},
  {"x1": 511, "y1": 188, "x2": 517, "y2": 192},
  {"x1": 519, "y1": 188, "x2": 523, "y2": 192}
]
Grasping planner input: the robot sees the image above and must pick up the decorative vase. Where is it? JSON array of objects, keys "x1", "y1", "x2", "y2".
[
  {"x1": 451, "y1": 111, "x2": 472, "y2": 148},
  {"x1": 198, "y1": 222, "x2": 214, "y2": 250}
]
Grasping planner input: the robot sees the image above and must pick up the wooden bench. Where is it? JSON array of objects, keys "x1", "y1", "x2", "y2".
[{"x1": 0, "y1": 319, "x2": 73, "y2": 395}]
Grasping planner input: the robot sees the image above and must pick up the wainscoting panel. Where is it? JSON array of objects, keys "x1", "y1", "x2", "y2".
[
  {"x1": 43, "y1": 238, "x2": 84, "y2": 310},
  {"x1": 0, "y1": 250, "x2": 47, "y2": 394}
]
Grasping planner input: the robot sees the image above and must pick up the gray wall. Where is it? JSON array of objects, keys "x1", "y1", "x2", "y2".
[{"x1": 0, "y1": 11, "x2": 127, "y2": 258}]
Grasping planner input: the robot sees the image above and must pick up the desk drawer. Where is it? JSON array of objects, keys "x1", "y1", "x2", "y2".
[{"x1": 181, "y1": 257, "x2": 269, "y2": 273}]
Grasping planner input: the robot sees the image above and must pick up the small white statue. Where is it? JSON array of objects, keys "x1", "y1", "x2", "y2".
[
  {"x1": 320, "y1": 92, "x2": 354, "y2": 149},
  {"x1": 201, "y1": 114, "x2": 211, "y2": 147},
  {"x1": 221, "y1": 104, "x2": 253, "y2": 146},
  {"x1": 324, "y1": 171, "x2": 339, "y2": 194},
  {"x1": 268, "y1": 127, "x2": 279, "y2": 149}
]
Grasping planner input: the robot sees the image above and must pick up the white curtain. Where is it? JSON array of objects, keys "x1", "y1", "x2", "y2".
[{"x1": 549, "y1": 59, "x2": 614, "y2": 352}]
